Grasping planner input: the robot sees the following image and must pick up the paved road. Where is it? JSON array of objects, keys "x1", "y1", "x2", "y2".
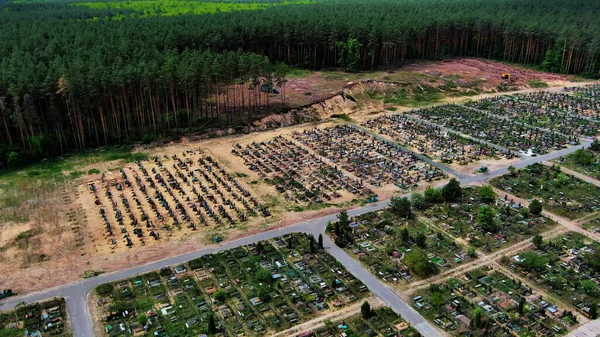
[
  {"x1": 323, "y1": 235, "x2": 442, "y2": 337},
  {"x1": 567, "y1": 320, "x2": 600, "y2": 337},
  {"x1": 0, "y1": 121, "x2": 594, "y2": 337}
]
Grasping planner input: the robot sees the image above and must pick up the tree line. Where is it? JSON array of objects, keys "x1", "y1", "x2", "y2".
[{"x1": 1, "y1": 0, "x2": 599, "y2": 167}]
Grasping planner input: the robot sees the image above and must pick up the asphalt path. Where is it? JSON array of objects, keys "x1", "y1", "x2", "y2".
[{"x1": 0, "y1": 126, "x2": 593, "y2": 337}]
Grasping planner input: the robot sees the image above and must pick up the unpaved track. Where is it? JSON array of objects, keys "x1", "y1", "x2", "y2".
[
  {"x1": 269, "y1": 297, "x2": 384, "y2": 337},
  {"x1": 556, "y1": 165, "x2": 600, "y2": 189}
]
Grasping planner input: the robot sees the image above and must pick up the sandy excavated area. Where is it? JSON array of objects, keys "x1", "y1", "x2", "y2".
[{"x1": 403, "y1": 58, "x2": 573, "y2": 89}]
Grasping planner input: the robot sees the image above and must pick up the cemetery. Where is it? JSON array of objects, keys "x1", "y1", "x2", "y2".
[
  {"x1": 412, "y1": 267, "x2": 574, "y2": 337},
  {"x1": 291, "y1": 125, "x2": 446, "y2": 190},
  {"x1": 555, "y1": 146, "x2": 600, "y2": 180},
  {"x1": 361, "y1": 113, "x2": 516, "y2": 166},
  {"x1": 582, "y1": 217, "x2": 600, "y2": 233},
  {"x1": 327, "y1": 207, "x2": 467, "y2": 282},
  {"x1": 465, "y1": 94, "x2": 600, "y2": 138},
  {"x1": 502, "y1": 232, "x2": 600, "y2": 319},
  {"x1": 231, "y1": 135, "x2": 373, "y2": 206},
  {"x1": 421, "y1": 186, "x2": 557, "y2": 253},
  {"x1": 410, "y1": 104, "x2": 574, "y2": 155},
  {"x1": 564, "y1": 84, "x2": 600, "y2": 110},
  {"x1": 305, "y1": 306, "x2": 419, "y2": 337},
  {"x1": 327, "y1": 180, "x2": 556, "y2": 283},
  {"x1": 515, "y1": 91, "x2": 600, "y2": 121},
  {"x1": 92, "y1": 233, "x2": 369, "y2": 336},
  {"x1": 491, "y1": 163, "x2": 600, "y2": 220},
  {"x1": 81, "y1": 150, "x2": 269, "y2": 252},
  {"x1": 0, "y1": 298, "x2": 70, "y2": 337}
]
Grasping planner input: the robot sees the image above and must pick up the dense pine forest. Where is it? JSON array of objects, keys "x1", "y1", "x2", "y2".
[{"x1": 1, "y1": 0, "x2": 599, "y2": 168}]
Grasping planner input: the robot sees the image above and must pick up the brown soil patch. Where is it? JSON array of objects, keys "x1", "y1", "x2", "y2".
[{"x1": 403, "y1": 58, "x2": 573, "y2": 90}]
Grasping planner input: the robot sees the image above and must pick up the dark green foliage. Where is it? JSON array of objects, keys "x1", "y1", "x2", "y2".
[
  {"x1": 532, "y1": 234, "x2": 543, "y2": 248},
  {"x1": 400, "y1": 228, "x2": 410, "y2": 243},
  {"x1": 338, "y1": 210, "x2": 350, "y2": 227},
  {"x1": 389, "y1": 196, "x2": 412, "y2": 218},
  {"x1": 309, "y1": 235, "x2": 316, "y2": 253},
  {"x1": 207, "y1": 313, "x2": 217, "y2": 334},
  {"x1": 337, "y1": 38, "x2": 362, "y2": 72},
  {"x1": 590, "y1": 303, "x2": 598, "y2": 319},
  {"x1": 467, "y1": 246, "x2": 476, "y2": 257},
  {"x1": 415, "y1": 233, "x2": 427, "y2": 248},
  {"x1": 410, "y1": 192, "x2": 427, "y2": 210},
  {"x1": 360, "y1": 301, "x2": 372, "y2": 319},
  {"x1": 586, "y1": 249, "x2": 600, "y2": 273},
  {"x1": 518, "y1": 296, "x2": 525, "y2": 314},
  {"x1": 529, "y1": 199, "x2": 543, "y2": 216},
  {"x1": 96, "y1": 283, "x2": 114, "y2": 296},
  {"x1": 442, "y1": 178, "x2": 462, "y2": 202},
  {"x1": 590, "y1": 139, "x2": 600, "y2": 152},
  {"x1": 257, "y1": 286, "x2": 273, "y2": 303},
  {"x1": 572, "y1": 148, "x2": 595, "y2": 165},
  {"x1": 318, "y1": 234, "x2": 324, "y2": 249},
  {"x1": 255, "y1": 268, "x2": 272, "y2": 283},
  {"x1": 1, "y1": 0, "x2": 599, "y2": 168},
  {"x1": 404, "y1": 247, "x2": 437, "y2": 276},
  {"x1": 479, "y1": 185, "x2": 496, "y2": 203},
  {"x1": 423, "y1": 186, "x2": 443, "y2": 205},
  {"x1": 477, "y1": 205, "x2": 497, "y2": 232},
  {"x1": 517, "y1": 250, "x2": 548, "y2": 272},
  {"x1": 213, "y1": 289, "x2": 227, "y2": 302}
]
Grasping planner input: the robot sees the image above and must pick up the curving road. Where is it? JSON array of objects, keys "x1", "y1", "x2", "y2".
[{"x1": 0, "y1": 129, "x2": 593, "y2": 337}]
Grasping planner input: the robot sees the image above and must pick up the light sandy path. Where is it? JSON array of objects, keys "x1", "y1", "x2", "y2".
[{"x1": 268, "y1": 297, "x2": 384, "y2": 337}]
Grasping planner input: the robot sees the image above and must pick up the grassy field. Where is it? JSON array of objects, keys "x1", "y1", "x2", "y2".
[
  {"x1": 0, "y1": 147, "x2": 147, "y2": 223},
  {"x1": 70, "y1": 0, "x2": 312, "y2": 17},
  {"x1": 556, "y1": 149, "x2": 600, "y2": 180}
]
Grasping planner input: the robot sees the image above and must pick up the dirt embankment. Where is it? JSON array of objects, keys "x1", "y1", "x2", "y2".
[{"x1": 188, "y1": 80, "x2": 411, "y2": 141}]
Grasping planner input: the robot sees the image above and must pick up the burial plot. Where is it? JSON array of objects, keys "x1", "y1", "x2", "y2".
[
  {"x1": 413, "y1": 267, "x2": 575, "y2": 336},
  {"x1": 92, "y1": 234, "x2": 369, "y2": 336},
  {"x1": 232, "y1": 135, "x2": 373, "y2": 205},
  {"x1": 362, "y1": 113, "x2": 516, "y2": 165},
  {"x1": 491, "y1": 163, "x2": 600, "y2": 220},
  {"x1": 291, "y1": 125, "x2": 445, "y2": 190},
  {"x1": 82, "y1": 150, "x2": 267, "y2": 251},
  {"x1": 502, "y1": 231, "x2": 600, "y2": 321},
  {"x1": 411, "y1": 104, "x2": 571, "y2": 155},
  {"x1": 467, "y1": 94, "x2": 600, "y2": 138}
]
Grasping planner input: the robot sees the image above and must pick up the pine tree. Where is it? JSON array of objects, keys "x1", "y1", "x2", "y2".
[
  {"x1": 361, "y1": 301, "x2": 372, "y2": 319},
  {"x1": 318, "y1": 234, "x2": 324, "y2": 250},
  {"x1": 207, "y1": 313, "x2": 217, "y2": 334},
  {"x1": 442, "y1": 178, "x2": 462, "y2": 202},
  {"x1": 529, "y1": 199, "x2": 543, "y2": 216},
  {"x1": 590, "y1": 303, "x2": 598, "y2": 319}
]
